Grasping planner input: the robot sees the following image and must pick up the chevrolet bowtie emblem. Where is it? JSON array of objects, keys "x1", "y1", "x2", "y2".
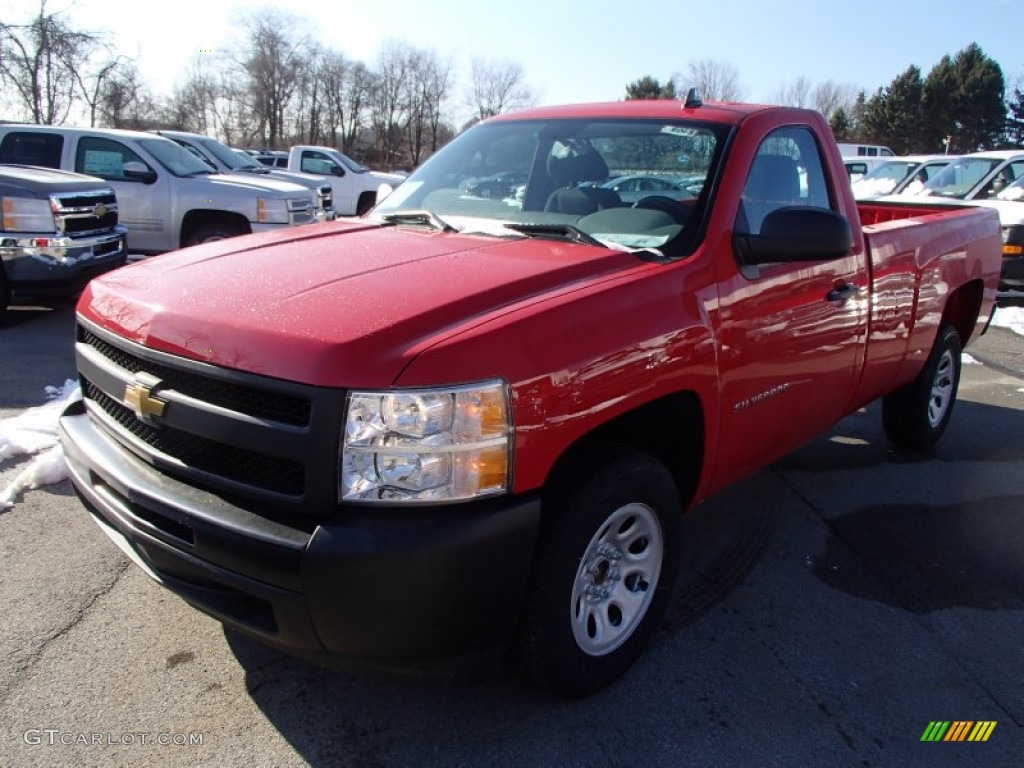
[
  {"x1": 124, "y1": 372, "x2": 166, "y2": 424},
  {"x1": 93, "y1": 203, "x2": 108, "y2": 218}
]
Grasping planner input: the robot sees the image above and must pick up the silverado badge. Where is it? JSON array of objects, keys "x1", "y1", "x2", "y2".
[{"x1": 124, "y1": 372, "x2": 166, "y2": 424}]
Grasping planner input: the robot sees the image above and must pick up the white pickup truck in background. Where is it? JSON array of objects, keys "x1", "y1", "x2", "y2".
[
  {"x1": 285, "y1": 145, "x2": 405, "y2": 216},
  {"x1": 0, "y1": 125, "x2": 319, "y2": 254}
]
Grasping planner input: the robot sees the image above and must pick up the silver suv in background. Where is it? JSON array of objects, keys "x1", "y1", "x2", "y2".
[
  {"x1": 154, "y1": 130, "x2": 335, "y2": 220},
  {"x1": 0, "y1": 125, "x2": 318, "y2": 255}
]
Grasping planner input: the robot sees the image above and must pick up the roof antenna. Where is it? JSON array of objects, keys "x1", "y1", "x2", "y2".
[{"x1": 683, "y1": 88, "x2": 703, "y2": 109}]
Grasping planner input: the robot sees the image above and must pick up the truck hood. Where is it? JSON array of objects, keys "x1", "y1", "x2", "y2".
[
  {"x1": 204, "y1": 173, "x2": 310, "y2": 197},
  {"x1": 0, "y1": 164, "x2": 111, "y2": 194},
  {"x1": 78, "y1": 220, "x2": 641, "y2": 387},
  {"x1": 960, "y1": 198, "x2": 1024, "y2": 227}
]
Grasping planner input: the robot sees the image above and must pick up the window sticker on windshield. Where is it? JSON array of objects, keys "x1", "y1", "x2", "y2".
[
  {"x1": 660, "y1": 126, "x2": 701, "y2": 137},
  {"x1": 82, "y1": 150, "x2": 122, "y2": 177}
]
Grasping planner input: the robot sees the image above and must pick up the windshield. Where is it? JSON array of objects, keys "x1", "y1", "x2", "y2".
[
  {"x1": 372, "y1": 117, "x2": 728, "y2": 256},
  {"x1": 138, "y1": 138, "x2": 217, "y2": 177},
  {"x1": 861, "y1": 161, "x2": 917, "y2": 184},
  {"x1": 919, "y1": 157, "x2": 1001, "y2": 199},
  {"x1": 199, "y1": 137, "x2": 263, "y2": 171}
]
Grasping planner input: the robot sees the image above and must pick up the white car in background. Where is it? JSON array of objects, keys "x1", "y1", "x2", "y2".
[{"x1": 851, "y1": 155, "x2": 956, "y2": 199}]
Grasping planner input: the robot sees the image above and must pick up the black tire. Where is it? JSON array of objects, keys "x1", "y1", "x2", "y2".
[
  {"x1": 882, "y1": 324, "x2": 962, "y2": 451},
  {"x1": 518, "y1": 447, "x2": 682, "y2": 697},
  {"x1": 185, "y1": 222, "x2": 245, "y2": 248}
]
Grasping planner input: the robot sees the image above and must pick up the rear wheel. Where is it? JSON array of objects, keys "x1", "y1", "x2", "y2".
[
  {"x1": 518, "y1": 447, "x2": 682, "y2": 697},
  {"x1": 882, "y1": 324, "x2": 962, "y2": 451}
]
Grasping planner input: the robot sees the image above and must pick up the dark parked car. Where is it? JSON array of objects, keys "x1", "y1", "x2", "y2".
[{"x1": 463, "y1": 171, "x2": 528, "y2": 199}]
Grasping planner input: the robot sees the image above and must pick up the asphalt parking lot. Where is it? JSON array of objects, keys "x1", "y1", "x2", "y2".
[{"x1": 1, "y1": 302, "x2": 1022, "y2": 767}]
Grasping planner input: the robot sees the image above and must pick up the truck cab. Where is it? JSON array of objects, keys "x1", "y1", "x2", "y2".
[{"x1": 287, "y1": 145, "x2": 405, "y2": 216}]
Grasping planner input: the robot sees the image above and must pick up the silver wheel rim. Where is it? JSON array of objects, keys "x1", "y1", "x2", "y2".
[
  {"x1": 570, "y1": 502, "x2": 663, "y2": 656},
  {"x1": 928, "y1": 349, "x2": 956, "y2": 428}
]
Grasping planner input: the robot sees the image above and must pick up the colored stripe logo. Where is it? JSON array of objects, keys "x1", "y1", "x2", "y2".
[{"x1": 921, "y1": 721, "x2": 997, "y2": 742}]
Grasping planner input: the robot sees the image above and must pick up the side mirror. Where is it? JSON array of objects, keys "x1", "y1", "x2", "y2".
[
  {"x1": 734, "y1": 206, "x2": 852, "y2": 265},
  {"x1": 331, "y1": 165, "x2": 346, "y2": 178},
  {"x1": 122, "y1": 161, "x2": 158, "y2": 184}
]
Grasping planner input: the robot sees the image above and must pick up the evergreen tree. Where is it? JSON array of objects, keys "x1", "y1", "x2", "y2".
[
  {"x1": 625, "y1": 76, "x2": 676, "y2": 100},
  {"x1": 923, "y1": 44, "x2": 1005, "y2": 152},
  {"x1": 1007, "y1": 87, "x2": 1024, "y2": 147},
  {"x1": 829, "y1": 106, "x2": 853, "y2": 141},
  {"x1": 860, "y1": 67, "x2": 927, "y2": 153}
]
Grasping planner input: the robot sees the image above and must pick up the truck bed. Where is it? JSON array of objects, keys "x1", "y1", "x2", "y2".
[{"x1": 852, "y1": 200, "x2": 1001, "y2": 408}]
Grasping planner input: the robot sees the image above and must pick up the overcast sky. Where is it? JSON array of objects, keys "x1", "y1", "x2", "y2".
[{"x1": 5, "y1": 0, "x2": 1023, "y2": 116}]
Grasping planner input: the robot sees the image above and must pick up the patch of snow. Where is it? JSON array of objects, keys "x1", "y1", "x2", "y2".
[
  {"x1": 0, "y1": 380, "x2": 79, "y2": 509},
  {"x1": 992, "y1": 306, "x2": 1024, "y2": 337},
  {"x1": 961, "y1": 352, "x2": 982, "y2": 365}
]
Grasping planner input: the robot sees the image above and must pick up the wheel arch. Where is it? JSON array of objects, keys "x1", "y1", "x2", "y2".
[
  {"x1": 179, "y1": 210, "x2": 251, "y2": 249},
  {"x1": 941, "y1": 278, "x2": 985, "y2": 347},
  {"x1": 356, "y1": 191, "x2": 377, "y2": 216},
  {"x1": 540, "y1": 390, "x2": 705, "y2": 517}
]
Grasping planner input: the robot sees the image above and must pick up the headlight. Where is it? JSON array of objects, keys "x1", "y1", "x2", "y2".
[
  {"x1": 1, "y1": 197, "x2": 56, "y2": 232},
  {"x1": 255, "y1": 197, "x2": 289, "y2": 224},
  {"x1": 341, "y1": 380, "x2": 511, "y2": 503}
]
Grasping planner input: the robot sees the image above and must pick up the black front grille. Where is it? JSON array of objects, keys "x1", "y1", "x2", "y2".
[
  {"x1": 54, "y1": 190, "x2": 119, "y2": 234},
  {"x1": 85, "y1": 380, "x2": 305, "y2": 496},
  {"x1": 82, "y1": 330, "x2": 311, "y2": 426}
]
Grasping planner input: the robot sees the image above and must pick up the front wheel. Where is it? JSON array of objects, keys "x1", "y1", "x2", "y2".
[
  {"x1": 184, "y1": 222, "x2": 246, "y2": 248},
  {"x1": 517, "y1": 448, "x2": 682, "y2": 697},
  {"x1": 882, "y1": 324, "x2": 962, "y2": 451}
]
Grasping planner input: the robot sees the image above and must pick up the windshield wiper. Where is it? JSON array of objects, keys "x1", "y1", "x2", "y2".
[
  {"x1": 504, "y1": 222, "x2": 606, "y2": 248},
  {"x1": 381, "y1": 210, "x2": 457, "y2": 232}
]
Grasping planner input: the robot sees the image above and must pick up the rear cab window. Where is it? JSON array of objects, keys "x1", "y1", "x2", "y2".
[{"x1": 0, "y1": 132, "x2": 64, "y2": 168}]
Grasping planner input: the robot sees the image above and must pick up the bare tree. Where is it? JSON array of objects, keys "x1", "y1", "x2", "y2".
[
  {"x1": 811, "y1": 80, "x2": 858, "y2": 121},
  {"x1": 0, "y1": 0, "x2": 101, "y2": 124},
  {"x1": 164, "y1": 53, "x2": 224, "y2": 134},
  {"x1": 340, "y1": 62, "x2": 373, "y2": 152},
  {"x1": 680, "y1": 59, "x2": 745, "y2": 102},
  {"x1": 234, "y1": 10, "x2": 312, "y2": 147},
  {"x1": 370, "y1": 41, "x2": 414, "y2": 166},
  {"x1": 94, "y1": 59, "x2": 158, "y2": 130},
  {"x1": 771, "y1": 76, "x2": 814, "y2": 108},
  {"x1": 404, "y1": 49, "x2": 453, "y2": 167},
  {"x1": 467, "y1": 58, "x2": 534, "y2": 122}
]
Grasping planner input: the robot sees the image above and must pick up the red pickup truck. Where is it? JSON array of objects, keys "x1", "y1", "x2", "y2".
[{"x1": 59, "y1": 97, "x2": 1002, "y2": 697}]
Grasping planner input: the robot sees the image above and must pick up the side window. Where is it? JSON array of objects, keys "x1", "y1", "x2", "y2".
[
  {"x1": 75, "y1": 137, "x2": 147, "y2": 181},
  {"x1": 301, "y1": 151, "x2": 339, "y2": 176},
  {"x1": 0, "y1": 132, "x2": 63, "y2": 168},
  {"x1": 736, "y1": 126, "x2": 832, "y2": 235}
]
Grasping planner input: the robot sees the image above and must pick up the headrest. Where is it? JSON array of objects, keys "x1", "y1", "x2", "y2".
[
  {"x1": 547, "y1": 150, "x2": 610, "y2": 187},
  {"x1": 746, "y1": 154, "x2": 800, "y2": 201}
]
